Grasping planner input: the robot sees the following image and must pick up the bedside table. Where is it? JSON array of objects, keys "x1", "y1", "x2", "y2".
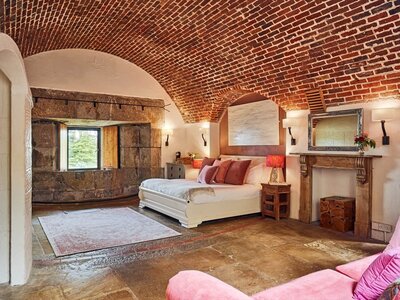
[
  {"x1": 261, "y1": 183, "x2": 291, "y2": 221},
  {"x1": 166, "y1": 162, "x2": 185, "y2": 179}
]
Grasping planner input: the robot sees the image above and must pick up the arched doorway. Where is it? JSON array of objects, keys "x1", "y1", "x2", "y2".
[{"x1": 0, "y1": 33, "x2": 33, "y2": 285}]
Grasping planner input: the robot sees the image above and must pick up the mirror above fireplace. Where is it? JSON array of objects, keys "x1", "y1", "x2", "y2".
[{"x1": 308, "y1": 108, "x2": 363, "y2": 151}]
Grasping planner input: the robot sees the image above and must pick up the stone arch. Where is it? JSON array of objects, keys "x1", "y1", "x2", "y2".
[{"x1": 0, "y1": 33, "x2": 33, "y2": 285}]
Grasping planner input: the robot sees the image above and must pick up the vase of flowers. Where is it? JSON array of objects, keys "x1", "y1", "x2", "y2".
[{"x1": 354, "y1": 133, "x2": 376, "y2": 155}]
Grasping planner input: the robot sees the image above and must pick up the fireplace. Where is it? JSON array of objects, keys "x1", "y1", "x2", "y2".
[{"x1": 294, "y1": 153, "x2": 381, "y2": 239}]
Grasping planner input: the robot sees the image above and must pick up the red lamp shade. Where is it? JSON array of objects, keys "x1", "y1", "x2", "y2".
[
  {"x1": 266, "y1": 155, "x2": 285, "y2": 168},
  {"x1": 192, "y1": 159, "x2": 203, "y2": 169}
]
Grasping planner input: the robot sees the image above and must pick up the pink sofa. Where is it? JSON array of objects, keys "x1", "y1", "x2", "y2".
[{"x1": 166, "y1": 253, "x2": 380, "y2": 300}]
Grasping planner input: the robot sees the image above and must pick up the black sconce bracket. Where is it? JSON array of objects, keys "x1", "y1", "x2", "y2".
[
  {"x1": 381, "y1": 120, "x2": 390, "y2": 145},
  {"x1": 201, "y1": 133, "x2": 207, "y2": 147},
  {"x1": 288, "y1": 127, "x2": 296, "y2": 145}
]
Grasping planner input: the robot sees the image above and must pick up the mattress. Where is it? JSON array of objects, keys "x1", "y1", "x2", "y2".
[{"x1": 140, "y1": 178, "x2": 261, "y2": 204}]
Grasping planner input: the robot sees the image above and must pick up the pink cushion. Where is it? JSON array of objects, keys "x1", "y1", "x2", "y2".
[
  {"x1": 199, "y1": 157, "x2": 216, "y2": 173},
  {"x1": 213, "y1": 159, "x2": 232, "y2": 183},
  {"x1": 354, "y1": 250, "x2": 400, "y2": 300},
  {"x1": 336, "y1": 254, "x2": 381, "y2": 281},
  {"x1": 225, "y1": 160, "x2": 251, "y2": 185},
  {"x1": 385, "y1": 217, "x2": 400, "y2": 253},
  {"x1": 197, "y1": 165, "x2": 218, "y2": 184},
  {"x1": 166, "y1": 270, "x2": 251, "y2": 300},
  {"x1": 252, "y1": 269, "x2": 356, "y2": 300}
]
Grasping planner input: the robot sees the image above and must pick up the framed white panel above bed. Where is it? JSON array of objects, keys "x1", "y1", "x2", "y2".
[{"x1": 228, "y1": 100, "x2": 279, "y2": 146}]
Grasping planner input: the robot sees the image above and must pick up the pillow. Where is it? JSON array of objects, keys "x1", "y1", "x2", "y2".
[
  {"x1": 378, "y1": 278, "x2": 400, "y2": 300},
  {"x1": 224, "y1": 160, "x2": 251, "y2": 185},
  {"x1": 354, "y1": 249, "x2": 400, "y2": 300},
  {"x1": 197, "y1": 165, "x2": 219, "y2": 184},
  {"x1": 199, "y1": 157, "x2": 216, "y2": 173},
  {"x1": 245, "y1": 163, "x2": 269, "y2": 185},
  {"x1": 212, "y1": 159, "x2": 232, "y2": 183},
  {"x1": 385, "y1": 217, "x2": 400, "y2": 253}
]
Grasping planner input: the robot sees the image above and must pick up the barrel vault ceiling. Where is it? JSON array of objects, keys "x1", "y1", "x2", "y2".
[{"x1": 1, "y1": 0, "x2": 399, "y2": 122}]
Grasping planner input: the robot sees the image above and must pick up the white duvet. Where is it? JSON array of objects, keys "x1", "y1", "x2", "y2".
[{"x1": 140, "y1": 179, "x2": 261, "y2": 204}]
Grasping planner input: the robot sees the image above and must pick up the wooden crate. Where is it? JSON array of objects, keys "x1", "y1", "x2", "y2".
[{"x1": 320, "y1": 196, "x2": 355, "y2": 232}]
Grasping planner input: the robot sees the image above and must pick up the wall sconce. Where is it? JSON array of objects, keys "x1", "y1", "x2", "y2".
[
  {"x1": 201, "y1": 133, "x2": 207, "y2": 147},
  {"x1": 163, "y1": 128, "x2": 173, "y2": 147},
  {"x1": 282, "y1": 118, "x2": 302, "y2": 145},
  {"x1": 371, "y1": 108, "x2": 394, "y2": 145},
  {"x1": 199, "y1": 122, "x2": 209, "y2": 147}
]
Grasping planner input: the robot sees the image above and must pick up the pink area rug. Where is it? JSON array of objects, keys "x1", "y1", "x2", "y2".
[{"x1": 38, "y1": 207, "x2": 181, "y2": 257}]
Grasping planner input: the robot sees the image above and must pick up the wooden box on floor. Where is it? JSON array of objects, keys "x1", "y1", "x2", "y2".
[{"x1": 320, "y1": 196, "x2": 355, "y2": 232}]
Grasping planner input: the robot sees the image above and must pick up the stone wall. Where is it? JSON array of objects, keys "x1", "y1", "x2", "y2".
[{"x1": 31, "y1": 88, "x2": 164, "y2": 203}]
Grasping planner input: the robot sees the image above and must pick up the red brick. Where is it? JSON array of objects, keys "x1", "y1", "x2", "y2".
[{"x1": 1, "y1": 0, "x2": 399, "y2": 122}]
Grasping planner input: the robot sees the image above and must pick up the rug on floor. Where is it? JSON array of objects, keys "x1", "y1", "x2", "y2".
[{"x1": 38, "y1": 207, "x2": 181, "y2": 257}]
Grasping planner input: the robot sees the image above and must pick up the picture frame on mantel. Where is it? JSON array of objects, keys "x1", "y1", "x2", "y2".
[{"x1": 308, "y1": 108, "x2": 363, "y2": 151}]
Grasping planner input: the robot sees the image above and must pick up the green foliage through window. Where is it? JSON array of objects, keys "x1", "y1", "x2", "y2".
[{"x1": 68, "y1": 129, "x2": 99, "y2": 169}]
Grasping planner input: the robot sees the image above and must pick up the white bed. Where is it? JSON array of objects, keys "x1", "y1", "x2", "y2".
[{"x1": 139, "y1": 155, "x2": 269, "y2": 228}]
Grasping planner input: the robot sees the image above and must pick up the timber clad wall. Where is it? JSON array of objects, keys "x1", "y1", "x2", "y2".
[
  {"x1": 2, "y1": 1, "x2": 399, "y2": 122},
  {"x1": 31, "y1": 89, "x2": 164, "y2": 203}
]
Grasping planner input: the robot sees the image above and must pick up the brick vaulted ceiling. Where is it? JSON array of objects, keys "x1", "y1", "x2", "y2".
[{"x1": 1, "y1": 1, "x2": 400, "y2": 122}]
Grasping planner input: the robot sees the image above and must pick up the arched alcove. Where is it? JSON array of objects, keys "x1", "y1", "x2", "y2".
[{"x1": 0, "y1": 33, "x2": 33, "y2": 285}]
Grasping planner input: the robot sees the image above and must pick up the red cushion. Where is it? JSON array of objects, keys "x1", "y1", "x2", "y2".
[
  {"x1": 199, "y1": 157, "x2": 216, "y2": 173},
  {"x1": 197, "y1": 165, "x2": 219, "y2": 184},
  {"x1": 224, "y1": 160, "x2": 251, "y2": 185},
  {"x1": 213, "y1": 160, "x2": 232, "y2": 183}
]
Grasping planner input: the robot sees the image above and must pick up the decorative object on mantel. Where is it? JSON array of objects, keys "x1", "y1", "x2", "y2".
[
  {"x1": 308, "y1": 108, "x2": 363, "y2": 152},
  {"x1": 266, "y1": 155, "x2": 285, "y2": 184},
  {"x1": 354, "y1": 133, "x2": 376, "y2": 155},
  {"x1": 371, "y1": 108, "x2": 395, "y2": 145},
  {"x1": 292, "y1": 152, "x2": 382, "y2": 239},
  {"x1": 282, "y1": 118, "x2": 302, "y2": 145}
]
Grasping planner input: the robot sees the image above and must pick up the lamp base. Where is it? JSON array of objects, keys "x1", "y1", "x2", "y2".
[
  {"x1": 269, "y1": 168, "x2": 285, "y2": 184},
  {"x1": 382, "y1": 136, "x2": 390, "y2": 145}
]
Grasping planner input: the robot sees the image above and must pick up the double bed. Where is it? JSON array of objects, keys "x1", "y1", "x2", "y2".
[{"x1": 139, "y1": 155, "x2": 267, "y2": 228}]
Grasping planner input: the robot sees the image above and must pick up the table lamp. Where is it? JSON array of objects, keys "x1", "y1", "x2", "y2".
[{"x1": 266, "y1": 155, "x2": 285, "y2": 184}]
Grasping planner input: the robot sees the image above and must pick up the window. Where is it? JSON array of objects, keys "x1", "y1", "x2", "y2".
[{"x1": 67, "y1": 128, "x2": 100, "y2": 170}]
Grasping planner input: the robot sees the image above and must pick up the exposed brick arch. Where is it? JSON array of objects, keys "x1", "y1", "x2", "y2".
[{"x1": 2, "y1": 0, "x2": 399, "y2": 122}]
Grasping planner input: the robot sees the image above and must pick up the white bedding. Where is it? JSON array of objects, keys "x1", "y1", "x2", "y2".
[{"x1": 140, "y1": 178, "x2": 261, "y2": 204}]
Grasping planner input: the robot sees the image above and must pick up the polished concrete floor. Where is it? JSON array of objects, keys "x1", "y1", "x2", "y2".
[{"x1": 0, "y1": 198, "x2": 385, "y2": 299}]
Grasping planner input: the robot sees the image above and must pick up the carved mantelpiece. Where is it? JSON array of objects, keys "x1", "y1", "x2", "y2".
[{"x1": 292, "y1": 153, "x2": 382, "y2": 239}]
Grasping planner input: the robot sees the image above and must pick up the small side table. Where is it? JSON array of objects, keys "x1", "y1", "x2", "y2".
[
  {"x1": 166, "y1": 162, "x2": 185, "y2": 179},
  {"x1": 261, "y1": 183, "x2": 291, "y2": 221}
]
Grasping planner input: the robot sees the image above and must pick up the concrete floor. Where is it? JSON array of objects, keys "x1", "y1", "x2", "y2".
[{"x1": 0, "y1": 198, "x2": 385, "y2": 299}]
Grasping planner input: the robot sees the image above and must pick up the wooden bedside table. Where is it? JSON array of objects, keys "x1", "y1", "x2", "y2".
[{"x1": 261, "y1": 183, "x2": 291, "y2": 221}]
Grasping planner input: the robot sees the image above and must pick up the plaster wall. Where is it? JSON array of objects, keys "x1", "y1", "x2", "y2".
[
  {"x1": 24, "y1": 49, "x2": 190, "y2": 170},
  {"x1": 0, "y1": 33, "x2": 32, "y2": 285},
  {"x1": 0, "y1": 69, "x2": 11, "y2": 283},
  {"x1": 285, "y1": 100, "x2": 400, "y2": 239}
]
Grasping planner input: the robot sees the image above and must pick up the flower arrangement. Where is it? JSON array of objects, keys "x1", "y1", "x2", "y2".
[{"x1": 354, "y1": 133, "x2": 376, "y2": 154}]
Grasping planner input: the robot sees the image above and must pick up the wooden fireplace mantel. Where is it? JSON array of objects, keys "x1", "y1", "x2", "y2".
[{"x1": 290, "y1": 153, "x2": 382, "y2": 239}]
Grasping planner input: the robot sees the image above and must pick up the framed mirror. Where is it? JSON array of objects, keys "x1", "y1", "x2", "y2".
[{"x1": 308, "y1": 108, "x2": 363, "y2": 151}]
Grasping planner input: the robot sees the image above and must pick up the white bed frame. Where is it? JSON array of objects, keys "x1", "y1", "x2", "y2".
[{"x1": 139, "y1": 155, "x2": 264, "y2": 228}]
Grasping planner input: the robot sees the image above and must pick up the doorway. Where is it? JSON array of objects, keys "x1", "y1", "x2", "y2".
[{"x1": 0, "y1": 69, "x2": 11, "y2": 283}]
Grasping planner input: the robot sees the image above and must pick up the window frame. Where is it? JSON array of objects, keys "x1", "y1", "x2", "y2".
[{"x1": 66, "y1": 127, "x2": 101, "y2": 171}]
